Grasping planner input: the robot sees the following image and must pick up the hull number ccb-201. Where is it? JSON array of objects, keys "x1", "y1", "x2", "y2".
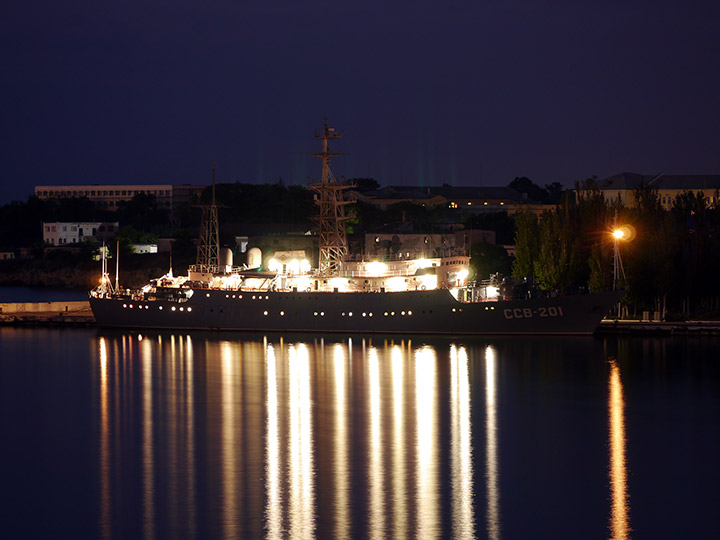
[{"x1": 503, "y1": 306, "x2": 564, "y2": 319}]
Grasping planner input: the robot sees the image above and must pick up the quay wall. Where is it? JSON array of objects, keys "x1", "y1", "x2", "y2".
[{"x1": 0, "y1": 301, "x2": 90, "y2": 314}]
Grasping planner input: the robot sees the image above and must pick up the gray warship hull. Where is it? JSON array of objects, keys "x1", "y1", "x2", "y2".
[{"x1": 89, "y1": 288, "x2": 623, "y2": 335}]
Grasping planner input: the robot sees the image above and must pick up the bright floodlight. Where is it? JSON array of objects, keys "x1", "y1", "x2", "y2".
[{"x1": 612, "y1": 229, "x2": 625, "y2": 239}]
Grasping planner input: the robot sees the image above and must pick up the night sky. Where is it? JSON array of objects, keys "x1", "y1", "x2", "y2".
[{"x1": 2, "y1": 1, "x2": 719, "y2": 204}]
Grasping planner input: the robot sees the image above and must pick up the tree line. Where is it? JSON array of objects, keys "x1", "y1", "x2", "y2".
[{"x1": 512, "y1": 179, "x2": 720, "y2": 318}]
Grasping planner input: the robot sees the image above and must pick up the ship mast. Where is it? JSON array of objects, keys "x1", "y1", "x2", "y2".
[
  {"x1": 309, "y1": 122, "x2": 353, "y2": 275},
  {"x1": 193, "y1": 165, "x2": 220, "y2": 273}
]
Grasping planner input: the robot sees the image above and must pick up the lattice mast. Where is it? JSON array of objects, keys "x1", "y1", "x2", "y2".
[
  {"x1": 309, "y1": 122, "x2": 353, "y2": 275},
  {"x1": 193, "y1": 165, "x2": 220, "y2": 273}
]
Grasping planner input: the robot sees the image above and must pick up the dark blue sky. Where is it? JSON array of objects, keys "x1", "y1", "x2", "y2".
[{"x1": 2, "y1": 1, "x2": 719, "y2": 203}]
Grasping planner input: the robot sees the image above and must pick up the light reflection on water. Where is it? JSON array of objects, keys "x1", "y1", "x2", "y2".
[
  {"x1": 608, "y1": 359, "x2": 631, "y2": 539},
  {"x1": 72, "y1": 332, "x2": 720, "y2": 540},
  {"x1": 3, "y1": 327, "x2": 720, "y2": 539}
]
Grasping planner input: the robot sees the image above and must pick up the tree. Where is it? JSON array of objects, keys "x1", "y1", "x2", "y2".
[
  {"x1": 470, "y1": 242, "x2": 513, "y2": 280},
  {"x1": 511, "y1": 211, "x2": 539, "y2": 281},
  {"x1": 534, "y1": 210, "x2": 568, "y2": 290}
]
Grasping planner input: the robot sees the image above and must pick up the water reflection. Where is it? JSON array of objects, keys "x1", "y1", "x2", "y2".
[
  {"x1": 92, "y1": 333, "x2": 503, "y2": 539},
  {"x1": 451, "y1": 345, "x2": 475, "y2": 539},
  {"x1": 98, "y1": 337, "x2": 110, "y2": 540},
  {"x1": 608, "y1": 359, "x2": 631, "y2": 539},
  {"x1": 485, "y1": 345, "x2": 501, "y2": 540},
  {"x1": 141, "y1": 336, "x2": 155, "y2": 540},
  {"x1": 288, "y1": 344, "x2": 315, "y2": 538},
  {"x1": 415, "y1": 346, "x2": 439, "y2": 538},
  {"x1": 333, "y1": 344, "x2": 350, "y2": 540}
]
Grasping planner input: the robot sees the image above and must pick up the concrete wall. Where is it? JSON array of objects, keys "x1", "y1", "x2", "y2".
[{"x1": 0, "y1": 301, "x2": 90, "y2": 313}]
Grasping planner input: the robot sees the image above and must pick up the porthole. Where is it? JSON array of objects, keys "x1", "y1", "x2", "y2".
[
  {"x1": 187, "y1": 307, "x2": 192, "y2": 312},
  {"x1": 320, "y1": 311, "x2": 325, "y2": 316},
  {"x1": 408, "y1": 310, "x2": 412, "y2": 315},
  {"x1": 179, "y1": 307, "x2": 184, "y2": 311},
  {"x1": 263, "y1": 311, "x2": 268, "y2": 316},
  {"x1": 280, "y1": 311, "x2": 284, "y2": 316},
  {"x1": 206, "y1": 293, "x2": 210, "y2": 298},
  {"x1": 171, "y1": 306, "x2": 176, "y2": 311},
  {"x1": 123, "y1": 304, "x2": 127, "y2": 308},
  {"x1": 159, "y1": 306, "x2": 163, "y2": 310}
]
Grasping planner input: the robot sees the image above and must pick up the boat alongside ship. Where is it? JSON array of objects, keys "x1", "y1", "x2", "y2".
[{"x1": 88, "y1": 124, "x2": 623, "y2": 335}]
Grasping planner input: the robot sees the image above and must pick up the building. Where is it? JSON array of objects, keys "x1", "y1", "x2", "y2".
[
  {"x1": 352, "y1": 185, "x2": 554, "y2": 215},
  {"x1": 34, "y1": 184, "x2": 206, "y2": 210},
  {"x1": 42, "y1": 222, "x2": 119, "y2": 246},
  {"x1": 595, "y1": 173, "x2": 720, "y2": 209}
]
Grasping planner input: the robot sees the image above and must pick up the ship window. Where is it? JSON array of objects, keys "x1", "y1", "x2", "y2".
[
  {"x1": 408, "y1": 310, "x2": 412, "y2": 315},
  {"x1": 314, "y1": 312, "x2": 318, "y2": 316},
  {"x1": 384, "y1": 312, "x2": 388, "y2": 316},
  {"x1": 320, "y1": 311, "x2": 325, "y2": 316},
  {"x1": 391, "y1": 311, "x2": 395, "y2": 316},
  {"x1": 123, "y1": 304, "x2": 127, "y2": 308},
  {"x1": 362, "y1": 313, "x2": 366, "y2": 317},
  {"x1": 263, "y1": 311, "x2": 268, "y2": 315},
  {"x1": 206, "y1": 293, "x2": 210, "y2": 297},
  {"x1": 369, "y1": 313, "x2": 373, "y2": 317},
  {"x1": 187, "y1": 308, "x2": 192, "y2": 312},
  {"x1": 159, "y1": 306, "x2": 163, "y2": 310},
  {"x1": 452, "y1": 308, "x2": 456, "y2": 312},
  {"x1": 179, "y1": 307, "x2": 184, "y2": 311},
  {"x1": 342, "y1": 312, "x2": 345, "y2": 316},
  {"x1": 280, "y1": 311, "x2": 284, "y2": 316},
  {"x1": 401, "y1": 311, "x2": 405, "y2": 315},
  {"x1": 171, "y1": 306, "x2": 176, "y2": 311}
]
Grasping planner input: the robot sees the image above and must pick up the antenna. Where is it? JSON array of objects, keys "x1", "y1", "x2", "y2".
[
  {"x1": 115, "y1": 240, "x2": 119, "y2": 292},
  {"x1": 308, "y1": 121, "x2": 354, "y2": 275},
  {"x1": 191, "y1": 164, "x2": 221, "y2": 274}
]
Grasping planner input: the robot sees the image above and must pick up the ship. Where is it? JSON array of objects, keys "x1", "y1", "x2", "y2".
[{"x1": 89, "y1": 124, "x2": 623, "y2": 335}]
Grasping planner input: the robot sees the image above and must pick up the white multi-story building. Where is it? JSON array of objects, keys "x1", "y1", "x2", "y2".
[
  {"x1": 34, "y1": 184, "x2": 205, "y2": 210},
  {"x1": 42, "y1": 222, "x2": 119, "y2": 246}
]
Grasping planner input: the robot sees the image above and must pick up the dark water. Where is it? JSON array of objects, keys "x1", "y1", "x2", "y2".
[{"x1": 0, "y1": 328, "x2": 718, "y2": 540}]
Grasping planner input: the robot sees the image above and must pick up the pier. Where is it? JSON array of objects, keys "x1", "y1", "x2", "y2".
[{"x1": 0, "y1": 301, "x2": 95, "y2": 326}]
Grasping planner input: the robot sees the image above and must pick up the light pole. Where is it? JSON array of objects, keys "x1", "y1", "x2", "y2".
[{"x1": 612, "y1": 228, "x2": 626, "y2": 291}]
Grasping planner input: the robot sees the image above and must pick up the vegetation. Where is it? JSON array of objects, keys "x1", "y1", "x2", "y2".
[{"x1": 511, "y1": 178, "x2": 720, "y2": 319}]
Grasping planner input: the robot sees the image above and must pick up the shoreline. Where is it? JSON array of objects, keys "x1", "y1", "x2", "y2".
[{"x1": 3, "y1": 302, "x2": 720, "y2": 335}]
